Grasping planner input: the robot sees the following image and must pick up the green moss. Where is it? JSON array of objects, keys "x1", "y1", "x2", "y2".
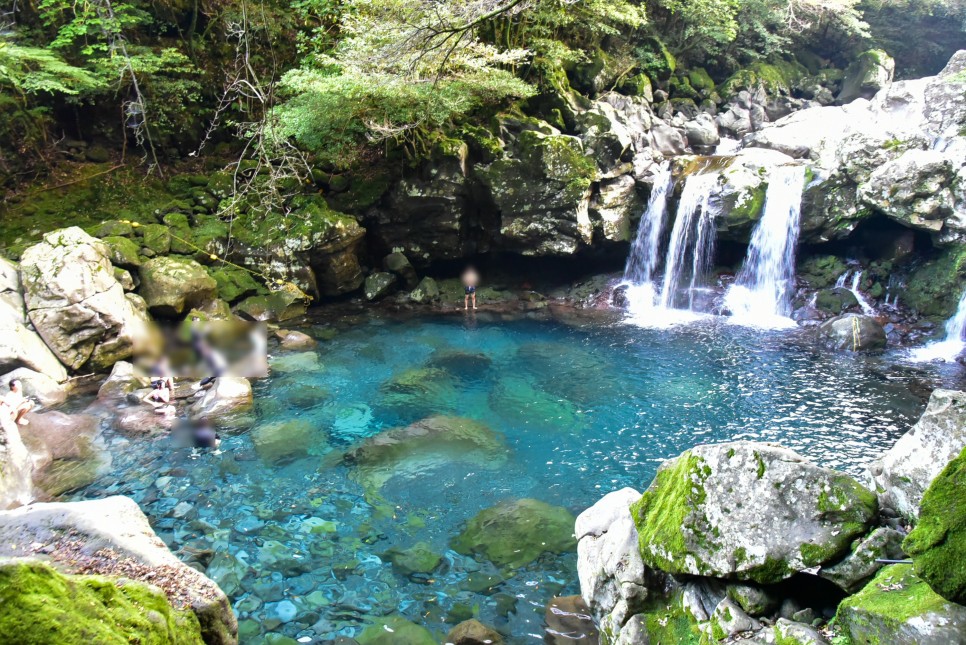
[
  {"x1": 140, "y1": 223, "x2": 172, "y2": 255},
  {"x1": 688, "y1": 68, "x2": 715, "y2": 92},
  {"x1": 904, "y1": 447, "x2": 966, "y2": 603},
  {"x1": 837, "y1": 564, "x2": 957, "y2": 638},
  {"x1": 641, "y1": 592, "x2": 701, "y2": 644},
  {"x1": 518, "y1": 130, "x2": 597, "y2": 202},
  {"x1": 904, "y1": 246, "x2": 966, "y2": 322},
  {"x1": 232, "y1": 197, "x2": 358, "y2": 248},
  {"x1": 0, "y1": 560, "x2": 202, "y2": 644},
  {"x1": 356, "y1": 616, "x2": 436, "y2": 645},
  {"x1": 325, "y1": 168, "x2": 393, "y2": 213},
  {"x1": 101, "y1": 235, "x2": 142, "y2": 268},
  {"x1": 630, "y1": 453, "x2": 711, "y2": 574},
  {"x1": 719, "y1": 60, "x2": 808, "y2": 98},
  {"x1": 209, "y1": 264, "x2": 265, "y2": 303},
  {"x1": 754, "y1": 450, "x2": 766, "y2": 479}
]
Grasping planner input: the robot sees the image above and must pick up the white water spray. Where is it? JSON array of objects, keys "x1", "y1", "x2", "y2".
[
  {"x1": 724, "y1": 165, "x2": 806, "y2": 328},
  {"x1": 909, "y1": 289, "x2": 966, "y2": 362},
  {"x1": 623, "y1": 164, "x2": 672, "y2": 287}
]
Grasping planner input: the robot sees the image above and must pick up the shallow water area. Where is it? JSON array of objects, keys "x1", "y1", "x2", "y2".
[{"x1": 72, "y1": 311, "x2": 938, "y2": 644}]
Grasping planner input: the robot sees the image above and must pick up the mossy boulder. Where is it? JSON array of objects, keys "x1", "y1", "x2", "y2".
[
  {"x1": 479, "y1": 130, "x2": 597, "y2": 256},
  {"x1": 409, "y1": 277, "x2": 440, "y2": 304},
  {"x1": 837, "y1": 49, "x2": 895, "y2": 104},
  {"x1": 904, "y1": 446, "x2": 966, "y2": 603},
  {"x1": 816, "y1": 314, "x2": 886, "y2": 352},
  {"x1": 719, "y1": 60, "x2": 808, "y2": 99},
  {"x1": 903, "y1": 246, "x2": 966, "y2": 321},
  {"x1": 450, "y1": 498, "x2": 576, "y2": 570},
  {"x1": 364, "y1": 272, "x2": 397, "y2": 301},
  {"x1": 139, "y1": 223, "x2": 172, "y2": 255},
  {"x1": 356, "y1": 616, "x2": 436, "y2": 645},
  {"x1": 814, "y1": 288, "x2": 859, "y2": 315},
  {"x1": 138, "y1": 256, "x2": 218, "y2": 317},
  {"x1": 101, "y1": 235, "x2": 142, "y2": 268},
  {"x1": 0, "y1": 560, "x2": 203, "y2": 644},
  {"x1": 688, "y1": 68, "x2": 715, "y2": 92},
  {"x1": 798, "y1": 255, "x2": 848, "y2": 289},
  {"x1": 235, "y1": 288, "x2": 308, "y2": 323},
  {"x1": 630, "y1": 442, "x2": 877, "y2": 584},
  {"x1": 820, "y1": 527, "x2": 905, "y2": 594},
  {"x1": 836, "y1": 565, "x2": 966, "y2": 644}
]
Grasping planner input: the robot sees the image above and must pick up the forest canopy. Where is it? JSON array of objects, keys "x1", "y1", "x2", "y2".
[{"x1": 2, "y1": 0, "x2": 964, "y2": 180}]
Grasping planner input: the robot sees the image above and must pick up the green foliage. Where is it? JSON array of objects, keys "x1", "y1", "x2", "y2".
[{"x1": 0, "y1": 41, "x2": 103, "y2": 96}]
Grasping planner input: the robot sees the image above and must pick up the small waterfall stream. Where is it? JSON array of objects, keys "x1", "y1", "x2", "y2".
[
  {"x1": 835, "y1": 268, "x2": 876, "y2": 315},
  {"x1": 623, "y1": 164, "x2": 672, "y2": 287},
  {"x1": 724, "y1": 165, "x2": 806, "y2": 327},
  {"x1": 909, "y1": 289, "x2": 966, "y2": 361}
]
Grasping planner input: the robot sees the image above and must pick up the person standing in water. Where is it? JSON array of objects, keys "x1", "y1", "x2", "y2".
[{"x1": 462, "y1": 266, "x2": 479, "y2": 310}]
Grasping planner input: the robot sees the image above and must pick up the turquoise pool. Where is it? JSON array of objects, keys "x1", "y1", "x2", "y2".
[{"x1": 73, "y1": 313, "x2": 928, "y2": 644}]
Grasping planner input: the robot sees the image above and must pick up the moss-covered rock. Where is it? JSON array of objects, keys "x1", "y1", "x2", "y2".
[
  {"x1": 903, "y1": 246, "x2": 966, "y2": 321},
  {"x1": 719, "y1": 60, "x2": 808, "y2": 98},
  {"x1": 904, "y1": 447, "x2": 966, "y2": 603},
  {"x1": 140, "y1": 223, "x2": 172, "y2": 255},
  {"x1": 101, "y1": 235, "x2": 142, "y2": 268},
  {"x1": 798, "y1": 255, "x2": 848, "y2": 289},
  {"x1": 688, "y1": 68, "x2": 715, "y2": 92},
  {"x1": 235, "y1": 287, "x2": 308, "y2": 322},
  {"x1": 138, "y1": 256, "x2": 218, "y2": 317},
  {"x1": 838, "y1": 49, "x2": 896, "y2": 104},
  {"x1": 208, "y1": 265, "x2": 263, "y2": 303},
  {"x1": 630, "y1": 442, "x2": 877, "y2": 584},
  {"x1": 816, "y1": 314, "x2": 886, "y2": 352},
  {"x1": 450, "y1": 498, "x2": 576, "y2": 570},
  {"x1": 0, "y1": 560, "x2": 204, "y2": 644},
  {"x1": 836, "y1": 564, "x2": 966, "y2": 644}
]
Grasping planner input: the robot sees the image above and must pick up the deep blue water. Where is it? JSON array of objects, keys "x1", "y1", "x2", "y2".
[{"x1": 72, "y1": 314, "x2": 928, "y2": 644}]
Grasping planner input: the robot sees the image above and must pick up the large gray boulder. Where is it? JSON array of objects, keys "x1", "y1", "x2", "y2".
[
  {"x1": 0, "y1": 258, "x2": 68, "y2": 382},
  {"x1": 869, "y1": 389, "x2": 966, "y2": 519},
  {"x1": 188, "y1": 377, "x2": 254, "y2": 426},
  {"x1": 0, "y1": 415, "x2": 34, "y2": 509},
  {"x1": 576, "y1": 488, "x2": 652, "y2": 634},
  {"x1": 837, "y1": 49, "x2": 895, "y2": 104},
  {"x1": 630, "y1": 442, "x2": 878, "y2": 584},
  {"x1": 19, "y1": 228, "x2": 156, "y2": 372},
  {"x1": 816, "y1": 314, "x2": 886, "y2": 352},
  {"x1": 589, "y1": 175, "x2": 639, "y2": 243},
  {"x1": 0, "y1": 496, "x2": 237, "y2": 644},
  {"x1": 138, "y1": 256, "x2": 218, "y2": 317},
  {"x1": 747, "y1": 50, "x2": 966, "y2": 244}
]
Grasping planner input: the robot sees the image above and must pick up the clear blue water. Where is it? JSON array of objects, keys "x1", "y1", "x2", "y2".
[{"x1": 72, "y1": 313, "x2": 927, "y2": 644}]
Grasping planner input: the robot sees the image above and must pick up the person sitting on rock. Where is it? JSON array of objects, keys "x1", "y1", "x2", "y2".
[
  {"x1": 1, "y1": 379, "x2": 33, "y2": 426},
  {"x1": 143, "y1": 357, "x2": 175, "y2": 414},
  {"x1": 462, "y1": 266, "x2": 480, "y2": 310}
]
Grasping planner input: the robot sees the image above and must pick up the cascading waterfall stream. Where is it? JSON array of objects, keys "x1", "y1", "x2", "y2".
[
  {"x1": 909, "y1": 288, "x2": 966, "y2": 362},
  {"x1": 623, "y1": 164, "x2": 721, "y2": 324},
  {"x1": 622, "y1": 163, "x2": 672, "y2": 310},
  {"x1": 724, "y1": 165, "x2": 806, "y2": 327},
  {"x1": 835, "y1": 268, "x2": 876, "y2": 315}
]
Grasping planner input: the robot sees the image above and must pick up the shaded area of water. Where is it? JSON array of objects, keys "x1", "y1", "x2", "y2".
[{"x1": 72, "y1": 315, "x2": 928, "y2": 644}]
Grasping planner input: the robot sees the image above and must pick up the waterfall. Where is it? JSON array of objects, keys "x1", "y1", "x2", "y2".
[
  {"x1": 658, "y1": 173, "x2": 719, "y2": 310},
  {"x1": 623, "y1": 164, "x2": 673, "y2": 287},
  {"x1": 724, "y1": 165, "x2": 805, "y2": 327},
  {"x1": 909, "y1": 289, "x2": 966, "y2": 362},
  {"x1": 623, "y1": 164, "x2": 721, "y2": 324},
  {"x1": 835, "y1": 268, "x2": 876, "y2": 315}
]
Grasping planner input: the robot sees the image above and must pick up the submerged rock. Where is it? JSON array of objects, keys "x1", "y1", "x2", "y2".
[
  {"x1": 490, "y1": 376, "x2": 583, "y2": 430},
  {"x1": 19, "y1": 227, "x2": 156, "y2": 372},
  {"x1": 816, "y1": 314, "x2": 886, "y2": 352},
  {"x1": 903, "y1": 446, "x2": 966, "y2": 603},
  {"x1": 446, "y1": 618, "x2": 504, "y2": 645},
  {"x1": 344, "y1": 415, "x2": 505, "y2": 492},
  {"x1": 382, "y1": 541, "x2": 442, "y2": 577},
  {"x1": 356, "y1": 615, "x2": 436, "y2": 645},
  {"x1": 871, "y1": 389, "x2": 966, "y2": 521},
  {"x1": 837, "y1": 564, "x2": 966, "y2": 645},
  {"x1": 451, "y1": 498, "x2": 576, "y2": 569},
  {"x1": 544, "y1": 595, "x2": 598, "y2": 645},
  {"x1": 251, "y1": 418, "x2": 321, "y2": 463},
  {"x1": 21, "y1": 411, "x2": 102, "y2": 498},
  {"x1": 235, "y1": 288, "x2": 308, "y2": 323},
  {"x1": 630, "y1": 442, "x2": 877, "y2": 583},
  {"x1": 274, "y1": 329, "x2": 316, "y2": 351},
  {"x1": 0, "y1": 496, "x2": 237, "y2": 644},
  {"x1": 0, "y1": 560, "x2": 205, "y2": 643}
]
